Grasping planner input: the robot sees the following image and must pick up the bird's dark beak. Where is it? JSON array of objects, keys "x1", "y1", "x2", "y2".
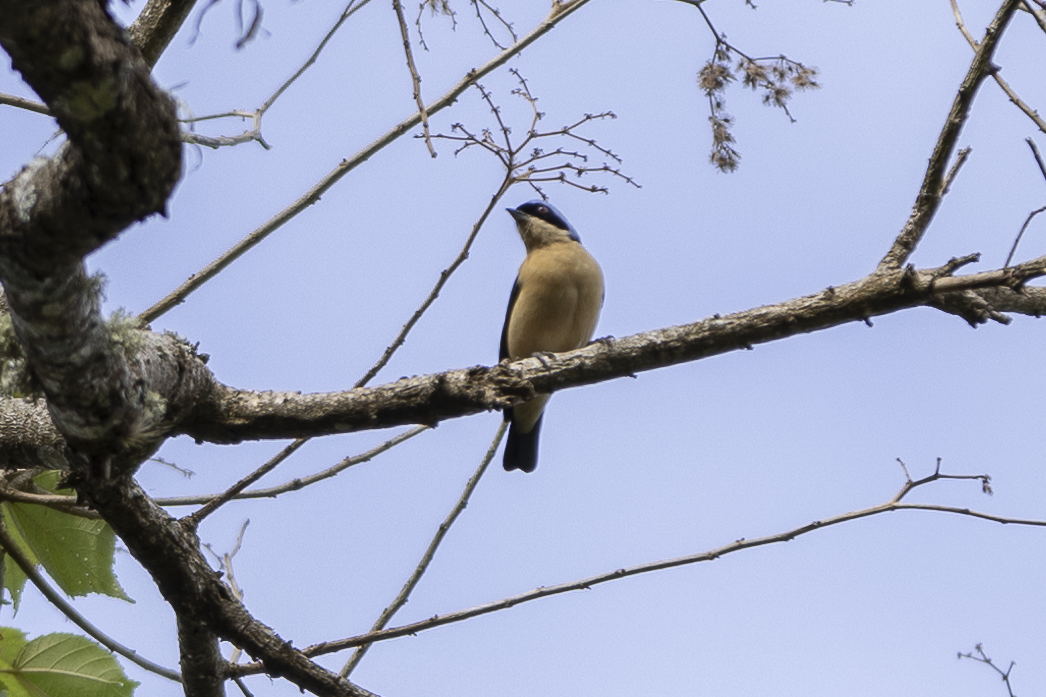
[{"x1": 506, "y1": 208, "x2": 527, "y2": 223}]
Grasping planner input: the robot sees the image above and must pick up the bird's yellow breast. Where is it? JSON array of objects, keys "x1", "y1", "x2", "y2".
[{"x1": 506, "y1": 240, "x2": 604, "y2": 361}]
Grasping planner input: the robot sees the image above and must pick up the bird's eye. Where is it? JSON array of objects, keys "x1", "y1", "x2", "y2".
[{"x1": 538, "y1": 206, "x2": 548, "y2": 214}]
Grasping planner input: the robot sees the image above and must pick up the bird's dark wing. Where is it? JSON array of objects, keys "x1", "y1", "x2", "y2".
[{"x1": 499, "y1": 276, "x2": 523, "y2": 362}]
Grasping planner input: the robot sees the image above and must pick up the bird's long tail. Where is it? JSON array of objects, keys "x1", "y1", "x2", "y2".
[{"x1": 503, "y1": 414, "x2": 543, "y2": 473}]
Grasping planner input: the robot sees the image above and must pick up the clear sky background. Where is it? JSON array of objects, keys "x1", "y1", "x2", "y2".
[{"x1": 3, "y1": 0, "x2": 1046, "y2": 695}]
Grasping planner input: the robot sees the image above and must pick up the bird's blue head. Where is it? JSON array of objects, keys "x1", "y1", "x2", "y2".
[{"x1": 509, "y1": 200, "x2": 581, "y2": 243}]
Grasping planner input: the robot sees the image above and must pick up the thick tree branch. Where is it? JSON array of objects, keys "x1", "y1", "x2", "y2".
[
  {"x1": 3, "y1": 260, "x2": 1044, "y2": 466},
  {"x1": 0, "y1": 398, "x2": 66, "y2": 470},
  {"x1": 0, "y1": 0, "x2": 182, "y2": 465},
  {"x1": 181, "y1": 257, "x2": 1046, "y2": 444},
  {"x1": 77, "y1": 473, "x2": 380, "y2": 697}
]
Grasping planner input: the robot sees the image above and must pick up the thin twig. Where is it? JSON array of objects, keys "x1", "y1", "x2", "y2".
[
  {"x1": 340, "y1": 420, "x2": 507, "y2": 677},
  {"x1": 263, "y1": 0, "x2": 375, "y2": 115},
  {"x1": 414, "y1": 0, "x2": 457, "y2": 53},
  {"x1": 954, "y1": 0, "x2": 1046, "y2": 134},
  {"x1": 307, "y1": 508, "x2": 1045, "y2": 656},
  {"x1": 183, "y1": 439, "x2": 308, "y2": 527},
  {"x1": 471, "y1": 0, "x2": 517, "y2": 49},
  {"x1": 430, "y1": 71, "x2": 639, "y2": 201},
  {"x1": 0, "y1": 517, "x2": 182, "y2": 682},
  {"x1": 203, "y1": 520, "x2": 251, "y2": 665},
  {"x1": 940, "y1": 146, "x2": 972, "y2": 196},
  {"x1": 138, "y1": 0, "x2": 594, "y2": 325},
  {"x1": 1004, "y1": 139, "x2": 1046, "y2": 266},
  {"x1": 1004, "y1": 206, "x2": 1046, "y2": 267},
  {"x1": 951, "y1": 0, "x2": 980, "y2": 45},
  {"x1": 226, "y1": 464, "x2": 1045, "y2": 675},
  {"x1": 958, "y1": 644, "x2": 1017, "y2": 697},
  {"x1": 354, "y1": 184, "x2": 513, "y2": 387},
  {"x1": 0, "y1": 92, "x2": 49, "y2": 115},
  {"x1": 154, "y1": 426, "x2": 428, "y2": 507},
  {"x1": 1027, "y1": 137, "x2": 1046, "y2": 182},
  {"x1": 0, "y1": 486, "x2": 101, "y2": 518},
  {"x1": 182, "y1": 128, "x2": 268, "y2": 150},
  {"x1": 1020, "y1": 0, "x2": 1046, "y2": 36},
  {"x1": 177, "y1": 0, "x2": 376, "y2": 150},
  {"x1": 392, "y1": 0, "x2": 436, "y2": 157}
]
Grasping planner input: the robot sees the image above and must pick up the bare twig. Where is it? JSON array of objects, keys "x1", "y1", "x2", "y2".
[
  {"x1": 182, "y1": 127, "x2": 269, "y2": 150},
  {"x1": 880, "y1": 0, "x2": 1022, "y2": 270},
  {"x1": 0, "y1": 516, "x2": 182, "y2": 682},
  {"x1": 233, "y1": 676, "x2": 256, "y2": 697},
  {"x1": 260, "y1": 0, "x2": 375, "y2": 115},
  {"x1": 203, "y1": 520, "x2": 251, "y2": 665},
  {"x1": 940, "y1": 146, "x2": 972, "y2": 196},
  {"x1": 183, "y1": 439, "x2": 308, "y2": 527},
  {"x1": 340, "y1": 420, "x2": 507, "y2": 676},
  {"x1": 470, "y1": 0, "x2": 517, "y2": 49},
  {"x1": 958, "y1": 644, "x2": 1017, "y2": 697},
  {"x1": 1004, "y1": 139, "x2": 1046, "y2": 266},
  {"x1": 893, "y1": 457, "x2": 993, "y2": 498},
  {"x1": 0, "y1": 486, "x2": 101, "y2": 518},
  {"x1": 221, "y1": 463, "x2": 1046, "y2": 670},
  {"x1": 393, "y1": 0, "x2": 436, "y2": 157},
  {"x1": 138, "y1": 0, "x2": 595, "y2": 325},
  {"x1": 178, "y1": 0, "x2": 376, "y2": 150},
  {"x1": 430, "y1": 70, "x2": 640, "y2": 201},
  {"x1": 953, "y1": 0, "x2": 1046, "y2": 134},
  {"x1": 951, "y1": 0, "x2": 979, "y2": 45},
  {"x1": 1027, "y1": 137, "x2": 1046, "y2": 181},
  {"x1": 155, "y1": 426, "x2": 428, "y2": 508},
  {"x1": 354, "y1": 185, "x2": 514, "y2": 387},
  {"x1": 0, "y1": 92, "x2": 49, "y2": 115},
  {"x1": 1020, "y1": 0, "x2": 1046, "y2": 36},
  {"x1": 414, "y1": 0, "x2": 456, "y2": 52},
  {"x1": 1004, "y1": 206, "x2": 1046, "y2": 268}
]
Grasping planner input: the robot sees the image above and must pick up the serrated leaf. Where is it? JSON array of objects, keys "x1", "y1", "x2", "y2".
[
  {"x1": 0, "y1": 508, "x2": 37, "y2": 612},
  {"x1": 0, "y1": 628, "x2": 29, "y2": 668},
  {"x1": 3, "y1": 558, "x2": 27, "y2": 613},
  {"x1": 3, "y1": 474, "x2": 130, "y2": 602},
  {"x1": 0, "y1": 631, "x2": 138, "y2": 697}
]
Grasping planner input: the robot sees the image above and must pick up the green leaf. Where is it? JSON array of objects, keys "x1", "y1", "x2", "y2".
[
  {"x1": 3, "y1": 473, "x2": 130, "y2": 602},
  {"x1": 0, "y1": 628, "x2": 28, "y2": 668},
  {"x1": 0, "y1": 631, "x2": 138, "y2": 697},
  {"x1": 0, "y1": 509, "x2": 37, "y2": 612}
]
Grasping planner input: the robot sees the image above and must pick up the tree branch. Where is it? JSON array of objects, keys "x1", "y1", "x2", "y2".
[
  {"x1": 77, "y1": 473, "x2": 381, "y2": 697},
  {"x1": 128, "y1": 0, "x2": 200, "y2": 68},
  {"x1": 219, "y1": 463, "x2": 1045, "y2": 669},
  {"x1": 879, "y1": 0, "x2": 1021, "y2": 270},
  {"x1": 0, "y1": 1, "x2": 182, "y2": 466},
  {"x1": 181, "y1": 256, "x2": 1046, "y2": 444}
]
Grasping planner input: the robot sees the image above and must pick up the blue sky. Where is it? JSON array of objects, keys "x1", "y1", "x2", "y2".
[{"x1": 3, "y1": 0, "x2": 1046, "y2": 695}]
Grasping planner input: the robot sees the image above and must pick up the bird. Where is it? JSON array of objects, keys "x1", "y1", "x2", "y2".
[{"x1": 500, "y1": 200, "x2": 604, "y2": 473}]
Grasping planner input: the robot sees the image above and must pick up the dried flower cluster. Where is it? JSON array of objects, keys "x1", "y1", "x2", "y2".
[{"x1": 699, "y1": 43, "x2": 819, "y2": 172}]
